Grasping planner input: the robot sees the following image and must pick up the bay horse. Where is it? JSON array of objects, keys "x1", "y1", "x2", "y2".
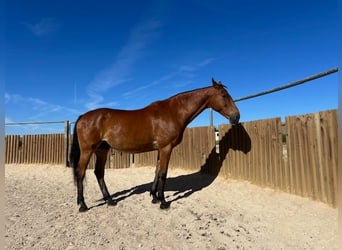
[{"x1": 70, "y1": 78, "x2": 240, "y2": 212}]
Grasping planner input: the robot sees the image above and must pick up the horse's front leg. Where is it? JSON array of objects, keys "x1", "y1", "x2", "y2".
[
  {"x1": 152, "y1": 146, "x2": 172, "y2": 209},
  {"x1": 151, "y1": 153, "x2": 160, "y2": 203}
]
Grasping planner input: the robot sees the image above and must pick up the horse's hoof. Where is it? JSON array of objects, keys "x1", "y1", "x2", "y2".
[
  {"x1": 107, "y1": 199, "x2": 117, "y2": 206},
  {"x1": 151, "y1": 198, "x2": 159, "y2": 204},
  {"x1": 160, "y1": 201, "x2": 171, "y2": 209},
  {"x1": 79, "y1": 206, "x2": 89, "y2": 212}
]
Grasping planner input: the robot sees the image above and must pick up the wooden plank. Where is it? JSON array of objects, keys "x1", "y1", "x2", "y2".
[
  {"x1": 286, "y1": 116, "x2": 299, "y2": 195},
  {"x1": 309, "y1": 114, "x2": 320, "y2": 200},
  {"x1": 38, "y1": 134, "x2": 43, "y2": 163},
  {"x1": 5, "y1": 135, "x2": 11, "y2": 163},
  {"x1": 5, "y1": 135, "x2": 10, "y2": 163},
  {"x1": 23, "y1": 135, "x2": 30, "y2": 164},
  {"x1": 49, "y1": 134, "x2": 53, "y2": 163},
  {"x1": 59, "y1": 134, "x2": 65, "y2": 164},
  {"x1": 326, "y1": 110, "x2": 338, "y2": 206},
  {"x1": 318, "y1": 110, "x2": 338, "y2": 206},
  {"x1": 51, "y1": 134, "x2": 56, "y2": 163}
]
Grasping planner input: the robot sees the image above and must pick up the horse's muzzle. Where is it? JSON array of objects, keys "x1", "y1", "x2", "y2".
[{"x1": 229, "y1": 113, "x2": 240, "y2": 125}]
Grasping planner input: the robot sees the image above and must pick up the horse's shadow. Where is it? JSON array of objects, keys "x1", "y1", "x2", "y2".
[{"x1": 93, "y1": 124, "x2": 251, "y2": 209}]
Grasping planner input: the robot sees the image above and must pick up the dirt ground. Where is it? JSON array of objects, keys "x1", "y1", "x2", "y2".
[{"x1": 5, "y1": 164, "x2": 337, "y2": 249}]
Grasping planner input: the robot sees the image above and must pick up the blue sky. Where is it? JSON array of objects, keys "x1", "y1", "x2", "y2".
[{"x1": 5, "y1": 0, "x2": 338, "y2": 134}]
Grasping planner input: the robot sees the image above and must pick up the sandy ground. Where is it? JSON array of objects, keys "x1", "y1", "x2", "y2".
[{"x1": 5, "y1": 164, "x2": 337, "y2": 250}]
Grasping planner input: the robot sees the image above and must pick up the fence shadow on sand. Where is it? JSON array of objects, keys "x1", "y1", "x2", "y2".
[{"x1": 92, "y1": 124, "x2": 251, "y2": 209}]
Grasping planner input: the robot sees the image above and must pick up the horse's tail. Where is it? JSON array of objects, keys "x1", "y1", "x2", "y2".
[{"x1": 70, "y1": 116, "x2": 82, "y2": 185}]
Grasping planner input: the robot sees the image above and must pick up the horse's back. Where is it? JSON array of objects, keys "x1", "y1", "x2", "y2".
[{"x1": 76, "y1": 108, "x2": 157, "y2": 152}]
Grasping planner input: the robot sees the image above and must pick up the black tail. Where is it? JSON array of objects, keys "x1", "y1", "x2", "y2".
[{"x1": 70, "y1": 116, "x2": 82, "y2": 184}]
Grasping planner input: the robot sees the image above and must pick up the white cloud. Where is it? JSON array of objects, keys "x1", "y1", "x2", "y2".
[
  {"x1": 123, "y1": 57, "x2": 219, "y2": 98},
  {"x1": 179, "y1": 57, "x2": 218, "y2": 73},
  {"x1": 123, "y1": 72, "x2": 176, "y2": 98},
  {"x1": 85, "y1": 19, "x2": 162, "y2": 110},
  {"x1": 179, "y1": 65, "x2": 196, "y2": 72},
  {"x1": 24, "y1": 18, "x2": 61, "y2": 37},
  {"x1": 5, "y1": 93, "x2": 80, "y2": 121},
  {"x1": 198, "y1": 57, "x2": 218, "y2": 67}
]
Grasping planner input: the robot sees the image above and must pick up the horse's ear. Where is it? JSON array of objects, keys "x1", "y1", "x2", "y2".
[{"x1": 212, "y1": 78, "x2": 219, "y2": 88}]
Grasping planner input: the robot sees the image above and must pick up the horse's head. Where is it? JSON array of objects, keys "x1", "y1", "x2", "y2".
[{"x1": 208, "y1": 78, "x2": 240, "y2": 125}]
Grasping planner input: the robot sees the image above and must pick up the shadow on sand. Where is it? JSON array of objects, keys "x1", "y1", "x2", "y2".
[{"x1": 92, "y1": 124, "x2": 251, "y2": 209}]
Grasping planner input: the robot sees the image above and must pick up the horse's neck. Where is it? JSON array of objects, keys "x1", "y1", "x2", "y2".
[{"x1": 170, "y1": 87, "x2": 211, "y2": 127}]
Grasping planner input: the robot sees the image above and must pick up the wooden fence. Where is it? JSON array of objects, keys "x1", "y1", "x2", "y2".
[
  {"x1": 5, "y1": 109, "x2": 338, "y2": 207},
  {"x1": 218, "y1": 118, "x2": 284, "y2": 188},
  {"x1": 285, "y1": 110, "x2": 338, "y2": 206},
  {"x1": 214, "y1": 109, "x2": 338, "y2": 207},
  {"x1": 5, "y1": 134, "x2": 65, "y2": 164},
  {"x1": 87, "y1": 149, "x2": 131, "y2": 169}
]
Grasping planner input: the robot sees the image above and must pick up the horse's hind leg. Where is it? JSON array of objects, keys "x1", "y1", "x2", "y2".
[
  {"x1": 94, "y1": 143, "x2": 117, "y2": 206},
  {"x1": 77, "y1": 149, "x2": 93, "y2": 212}
]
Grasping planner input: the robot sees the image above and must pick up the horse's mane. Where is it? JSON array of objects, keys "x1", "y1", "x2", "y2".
[
  {"x1": 167, "y1": 83, "x2": 227, "y2": 100},
  {"x1": 147, "y1": 82, "x2": 228, "y2": 108}
]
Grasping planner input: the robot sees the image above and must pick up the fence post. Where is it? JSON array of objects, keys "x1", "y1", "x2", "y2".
[
  {"x1": 64, "y1": 120, "x2": 70, "y2": 167},
  {"x1": 129, "y1": 154, "x2": 134, "y2": 167}
]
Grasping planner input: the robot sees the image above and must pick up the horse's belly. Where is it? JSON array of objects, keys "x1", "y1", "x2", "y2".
[
  {"x1": 110, "y1": 141, "x2": 156, "y2": 153},
  {"x1": 103, "y1": 130, "x2": 157, "y2": 153}
]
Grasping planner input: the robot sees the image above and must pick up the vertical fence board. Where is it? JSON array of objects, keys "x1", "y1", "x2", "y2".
[
  {"x1": 318, "y1": 110, "x2": 337, "y2": 206},
  {"x1": 57, "y1": 134, "x2": 61, "y2": 163},
  {"x1": 38, "y1": 135, "x2": 43, "y2": 163},
  {"x1": 50, "y1": 134, "x2": 54, "y2": 164},
  {"x1": 23, "y1": 136, "x2": 30, "y2": 164}
]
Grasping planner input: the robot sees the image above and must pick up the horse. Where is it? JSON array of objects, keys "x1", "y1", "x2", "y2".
[{"x1": 69, "y1": 78, "x2": 240, "y2": 212}]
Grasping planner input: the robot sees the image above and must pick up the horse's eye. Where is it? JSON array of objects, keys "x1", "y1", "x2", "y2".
[{"x1": 222, "y1": 94, "x2": 228, "y2": 99}]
